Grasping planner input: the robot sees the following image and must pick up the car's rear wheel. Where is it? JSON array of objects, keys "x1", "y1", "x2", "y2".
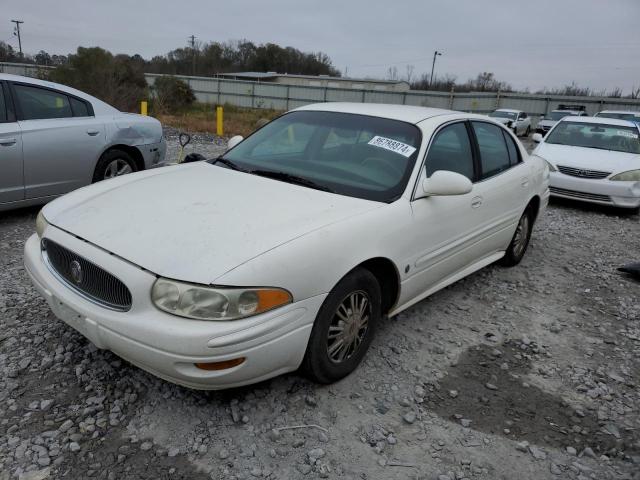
[
  {"x1": 500, "y1": 207, "x2": 534, "y2": 266},
  {"x1": 93, "y1": 149, "x2": 137, "y2": 183},
  {"x1": 300, "y1": 268, "x2": 381, "y2": 384}
]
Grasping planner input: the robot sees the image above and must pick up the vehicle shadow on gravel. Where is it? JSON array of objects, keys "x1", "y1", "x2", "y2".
[{"x1": 426, "y1": 338, "x2": 638, "y2": 457}]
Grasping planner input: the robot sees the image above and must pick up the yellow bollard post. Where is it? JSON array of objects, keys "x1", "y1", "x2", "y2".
[
  {"x1": 140, "y1": 101, "x2": 148, "y2": 116},
  {"x1": 216, "y1": 106, "x2": 223, "y2": 136}
]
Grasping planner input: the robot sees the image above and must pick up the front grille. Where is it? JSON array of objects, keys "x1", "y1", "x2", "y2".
[
  {"x1": 42, "y1": 239, "x2": 132, "y2": 311},
  {"x1": 557, "y1": 165, "x2": 611, "y2": 179},
  {"x1": 549, "y1": 186, "x2": 612, "y2": 203}
]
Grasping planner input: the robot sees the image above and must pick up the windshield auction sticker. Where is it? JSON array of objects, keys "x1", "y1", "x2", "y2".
[
  {"x1": 368, "y1": 136, "x2": 417, "y2": 157},
  {"x1": 617, "y1": 130, "x2": 639, "y2": 139}
]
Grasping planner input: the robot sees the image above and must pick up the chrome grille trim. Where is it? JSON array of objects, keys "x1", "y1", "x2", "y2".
[
  {"x1": 549, "y1": 186, "x2": 612, "y2": 203},
  {"x1": 557, "y1": 165, "x2": 611, "y2": 180},
  {"x1": 41, "y1": 238, "x2": 132, "y2": 311}
]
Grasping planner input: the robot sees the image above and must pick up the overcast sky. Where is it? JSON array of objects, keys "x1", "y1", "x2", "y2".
[{"x1": 4, "y1": 0, "x2": 640, "y2": 93}]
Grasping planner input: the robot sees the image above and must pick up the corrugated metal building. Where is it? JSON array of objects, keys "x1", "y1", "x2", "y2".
[{"x1": 216, "y1": 72, "x2": 410, "y2": 92}]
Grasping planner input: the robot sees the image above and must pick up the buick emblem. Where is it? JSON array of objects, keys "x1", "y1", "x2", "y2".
[
  {"x1": 70, "y1": 260, "x2": 83, "y2": 284},
  {"x1": 577, "y1": 169, "x2": 588, "y2": 177}
]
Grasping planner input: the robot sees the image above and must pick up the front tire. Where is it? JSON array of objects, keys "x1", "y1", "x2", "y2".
[
  {"x1": 500, "y1": 207, "x2": 534, "y2": 266},
  {"x1": 300, "y1": 268, "x2": 381, "y2": 384},
  {"x1": 93, "y1": 149, "x2": 137, "y2": 183}
]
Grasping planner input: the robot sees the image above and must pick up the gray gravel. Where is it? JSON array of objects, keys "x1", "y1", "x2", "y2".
[{"x1": 1, "y1": 134, "x2": 639, "y2": 480}]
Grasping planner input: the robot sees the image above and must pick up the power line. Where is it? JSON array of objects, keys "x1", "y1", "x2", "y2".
[{"x1": 10, "y1": 20, "x2": 23, "y2": 57}]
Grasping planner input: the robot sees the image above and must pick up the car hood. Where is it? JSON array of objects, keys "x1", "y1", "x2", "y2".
[
  {"x1": 43, "y1": 163, "x2": 381, "y2": 284},
  {"x1": 537, "y1": 143, "x2": 640, "y2": 173},
  {"x1": 538, "y1": 119, "x2": 557, "y2": 128},
  {"x1": 492, "y1": 117, "x2": 514, "y2": 125}
]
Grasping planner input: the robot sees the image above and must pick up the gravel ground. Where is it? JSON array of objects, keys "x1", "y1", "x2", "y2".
[{"x1": 1, "y1": 133, "x2": 639, "y2": 480}]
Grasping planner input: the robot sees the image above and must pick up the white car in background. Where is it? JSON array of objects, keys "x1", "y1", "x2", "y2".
[
  {"x1": 536, "y1": 106, "x2": 588, "y2": 136},
  {"x1": 595, "y1": 110, "x2": 640, "y2": 125},
  {"x1": 488, "y1": 109, "x2": 531, "y2": 136},
  {"x1": 533, "y1": 116, "x2": 640, "y2": 211},
  {"x1": 25, "y1": 103, "x2": 549, "y2": 390},
  {"x1": 0, "y1": 74, "x2": 166, "y2": 212}
]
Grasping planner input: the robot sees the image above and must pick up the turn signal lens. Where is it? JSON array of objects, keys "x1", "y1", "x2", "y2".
[
  {"x1": 195, "y1": 357, "x2": 246, "y2": 371},
  {"x1": 610, "y1": 170, "x2": 640, "y2": 181}
]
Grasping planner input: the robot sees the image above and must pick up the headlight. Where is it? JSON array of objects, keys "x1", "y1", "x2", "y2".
[
  {"x1": 610, "y1": 170, "x2": 640, "y2": 181},
  {"x1": 36, "y1": 210, "x2": 48, "y2": 238},
  {"x1": 151, "y1": 278, "x2": 292, "y2": 321},
  {"x1": 535, "y1": 155, "x2": 557, "y2": 172}
]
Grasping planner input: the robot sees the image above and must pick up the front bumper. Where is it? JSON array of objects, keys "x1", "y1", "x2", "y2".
[
  {"x1": 549, "y1": 172, "x2": 640, "y2": 208},
  {"x1": 24, "y1": 229, "x2": 324, "y2": 390},
  {"x1": 139, "y1": 137, "x2": 168, "y2": 169}
]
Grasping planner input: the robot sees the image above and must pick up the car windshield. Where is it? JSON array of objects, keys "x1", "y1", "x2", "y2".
[
  {"x1": 489, "y1": 111, "x2": 517, "y2": 119},
  {"x1": 545, "y1": 121, "x2": 640, "y2": 154},
  {"x1": 217, "y1": 111, "x2": 422, "y2": 202},
  {"x1": 596, "y1": 112, "x2": 640, "y2": 122},
  {"x1": 549, "y1": 111, "x2": 572, "y2": 121}
]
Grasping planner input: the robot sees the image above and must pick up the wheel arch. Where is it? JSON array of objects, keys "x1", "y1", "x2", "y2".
[
  {"x1": 352, "y1": 257, "x2": 401, "y2": 315},
  {"x1": 526, "y1": 195, "x2": 541, "y2": 221}
]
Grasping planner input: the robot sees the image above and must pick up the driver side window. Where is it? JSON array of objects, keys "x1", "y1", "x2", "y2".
[{"x1": 425, "y1": 122, "x2": 475, "y2": 181}]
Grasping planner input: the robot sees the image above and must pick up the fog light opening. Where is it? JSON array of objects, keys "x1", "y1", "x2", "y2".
[{"x1": 195, "y1": 357, "x2": 246, "y2": 371}]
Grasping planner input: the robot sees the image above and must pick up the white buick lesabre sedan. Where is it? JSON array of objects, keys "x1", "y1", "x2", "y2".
[
  {"x1": 533, "y1": 116, "x2": 640, "y2": 211},
  {"x1": 24, "y1": 103, "x2": 549, "y2": 390}
]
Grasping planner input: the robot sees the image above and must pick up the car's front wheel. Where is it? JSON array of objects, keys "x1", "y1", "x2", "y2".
[
  {"x1": 93, "y1": 149, "x2": 137, "y2": 183},
  {"x1": 501, "y1": 207, "x2": 534, "y2": 266},
  {"x1": 301, "y1": 268, "x2": 381, "y2": 384}
]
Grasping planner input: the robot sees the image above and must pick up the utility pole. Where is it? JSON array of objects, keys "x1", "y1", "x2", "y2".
[
  {"x1": 11, "y1": 20, "x2": 24, "y2": 58},
  {"x1": 429, "y1": 50, "x2": 442, "y2": 88},
  {"x1": 188, "y1": 35, "x2": 196, "y2": 76}
]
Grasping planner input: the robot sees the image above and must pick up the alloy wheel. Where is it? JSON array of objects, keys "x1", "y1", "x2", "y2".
[
  {"x1": 104, "y1": 159, "x2": 133, "y2": 179},
  {"x1": 513, "y1": 214, "x2": 530, "y2": 258},
  {"x1": 326, "y1": 290, "x2": 371, "y2": 363}
]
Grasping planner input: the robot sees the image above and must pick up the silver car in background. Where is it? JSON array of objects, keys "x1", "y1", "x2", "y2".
[{"x1": 0, "y1": 74, "x2": 166, "y2": 211}]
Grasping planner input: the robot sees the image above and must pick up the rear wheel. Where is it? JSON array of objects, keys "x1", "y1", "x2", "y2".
[
  {"x1": 300, "y1": 268, "x2": 381, "y2": 384},
  {"x1": 93, "y1": 149, "x2": 137, "y2": 183},
  {"x1": 500, "y1": 207, "x2": 533, "y2": 266}
]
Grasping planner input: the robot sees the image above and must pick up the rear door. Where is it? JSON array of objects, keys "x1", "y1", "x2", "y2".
[
  {"x1": 10, "y1": 82, "x2": 106, "y2": 199},
  {"x1": 468, "y1": 121, "x2": 530, "y2": 253},
  {"x1": 0, "y1": 81, "x2": 24, "y2": 204}
]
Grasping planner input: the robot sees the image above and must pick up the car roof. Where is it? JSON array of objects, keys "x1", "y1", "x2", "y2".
[
  {"x1": 0, "y1": 73, "x2": 118, "y2": 114},
  {"x1": 495, "y1": 108, "x2": 520, "y2": 113},
  {"x1": 596, "y1": 110, "x2": 640, "y2": 115},
  {"x1": 295, "y1": 102, "x2": 457, "y2": 124},
  {"x1": 559, "y1": 115, "x2": 640, "y2": 128}
]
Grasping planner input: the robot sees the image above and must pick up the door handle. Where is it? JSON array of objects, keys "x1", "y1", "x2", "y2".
[
  {"x1": 86, "y1": 130, "x2": 100, "y2": 136},
  {"x1": 0, "y1": 138, "x2": 16, "y2": 146},
  {"x1": 521, "y1": 177, "x2": 529, "y2": 188},
  {"x1": 471, "y1": 196, "x2": 483, "y2": 209}
]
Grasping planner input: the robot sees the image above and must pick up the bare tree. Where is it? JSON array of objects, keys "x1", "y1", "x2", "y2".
[
  {"x1": 405, "y1": 64, "x2": 415, "y2": 84},
  {"x1": 387, "y1": 66, "x2": 399, "y2": 81}
]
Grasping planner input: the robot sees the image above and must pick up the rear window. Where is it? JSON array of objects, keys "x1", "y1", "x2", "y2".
[
  {"x1": 0, "y1": 85, "x2": 7, "y2": 122},
  {"x1": 546, "y1": 121, "x2": 640, "y2": 154},
  {"x1": 14, "y1": 84, "x2": 73, "y2": 120}
]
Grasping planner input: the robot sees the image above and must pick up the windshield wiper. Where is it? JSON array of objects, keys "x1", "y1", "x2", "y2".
[
  {"x1": 209, "y1": 156, "x2": 247, "y2": 172},
  {"x1": 250, "y1": 170, "x2": 335, "y2": 193}
]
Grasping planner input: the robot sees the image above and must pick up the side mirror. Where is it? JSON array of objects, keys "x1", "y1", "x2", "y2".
[
  {"x1": 226, "y1": 135, "x2": 244, "y2": 151},
  {"x1": 532, "y1": 133, "x2": 543, "y2": 143},
  {"x1": 417, "y1": 170, "x2": 473, "y2": 198}
]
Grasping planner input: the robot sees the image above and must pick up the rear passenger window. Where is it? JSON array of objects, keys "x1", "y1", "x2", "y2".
[
  {"x1": 14, "y1": 84, "x2": 73, "y2": 120},
  {"x1": 425, "y1": 123, "x2": 475, "y2": 181},
  {"x1": 502, "y1": 131, "x2": 521, "y2": 166},
  {"x1": 472, "y1": 122, "x2": 511, "y2": 179},
  {"x1": 0, "y1": 85, "x2": 7, "y2": 122},
  {"x1": 70, "y1": 97, "x2": 91, "y2": 117}
]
